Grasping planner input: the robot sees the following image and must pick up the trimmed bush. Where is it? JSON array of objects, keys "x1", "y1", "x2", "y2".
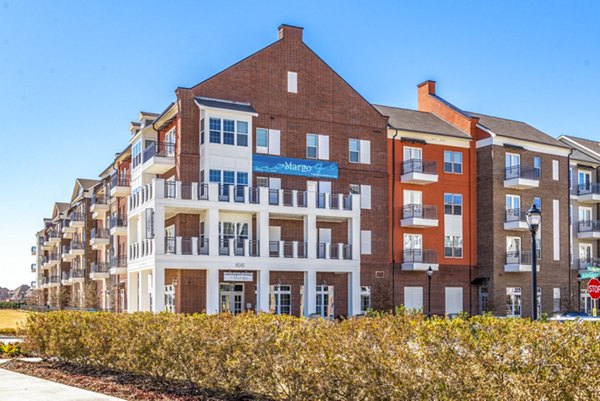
[
  {"x1": 0, "y1": 302, "x2": 22, "y2": 309},
  {"x1": 23, "y1": 311, "x2": 600, "y2": 400},
  {"x1": 0, "y1": 342, "x2": 23, "y2": 357}
]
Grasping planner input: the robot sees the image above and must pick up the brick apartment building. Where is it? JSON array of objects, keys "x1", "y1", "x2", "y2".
[
  {"x1": 31, "y1": 25, "x2": 587, "y2": 317},
  {"x1": 558, "y1": 135, "x2": 600, "y2": 313}
]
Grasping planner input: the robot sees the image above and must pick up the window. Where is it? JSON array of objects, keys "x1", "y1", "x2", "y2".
[
  {"x1": 349, "y1": 139, "x2": 360, "y2": 163},
  {"x1": 257, "y1": 128, "x2": 268, "y2": 148},
  {"x1": 579, "y1": 171, "x2": 592, "y2": 192},
  {"x1": 223, "y1": 171, "x2": 235, "y2": 185},
  {"x1": 256, "y1": 128, "x2": 280, "y2": 155},
  {"x1": 479, "y1": 287, "x2": 489, "y2": 314},
  {"x1": 445, "y1": 287, "x2": 463, "y2": 314},
  {"x1": 361, "y1": 286, "x2": 371, "y2": 313},
  {"x1": 360, "y1": 185, "x2": 371, "y2": 209},
  {"x1": 271, "y1": 285, "x2": 291, "y2": 314},
  {"x1": 505, "y1": 153, "x2": 520, "y2": 178},
  {"x1": 316, "y1": 285, "x2": 333, "y2": 318},
  {"x1": 307, "y1": 134, "x2": 318, "y2": 159},
  {"x1": 552, "y1": 159, "x2": 559, "y2": 180},
  {"x1": 209, "y1": 169, "x2": 221, "y2": 183},
  {"x1": 209, "y1": 118, "x2": 221, "y2": 143},
  {"x1": 349, "y1": 184, "x2": 360, "y2": 194},
  {"x1": 533, "y1": 197, "x2": 541, "y2": 210},
  {"x1": 444, "y1": 236, "x2": 463, "y2": 258},
  {"x1": 534, "y1": 157, "x2": 541, "y2": 177},
  {"x1": 237, "y1": 172, "x2": 248, "y2": 186},
  {"x1": 361, "y1": 230, "x2": 372, "y2": 255},
  {"x1": 165, "y1": 128, "x2": 176, "y2": 144},
  {"x1": 404, "y1": 287, "x2": 423, "y2": 310},
  {"x1": 132, "y1": 140, "x2": 142, "y2": 168},
  {"x1": 237, "y1": 121, "x2": 248, "y2": 147},
  {"x1": 165, "y1": 285, "x2": 175, "y2": 313},
  {"x1": 506, "y1": 287, "x2": 522, "y2": 317},
  {"x1": 223, "y1": 119, "x2": 235, "y2": 145},
  {"x1": 444, "y1": 193, "x2": 463, "y2": 215},
  {"x1": 256, "y1": 176, "x2": 269, "y2": 187},
  {"x1": 287, "y1": 71, "x2": 298, "y2": 93},
  {"x1": 200, "y1": 118, "x2": 205, "y2": 144},
  {"x1": 444, "y1": 151, "x2": 463, "y2": 173},
  {"x1": 553, "y1": 288, "x2": 561, "y2": 313}
]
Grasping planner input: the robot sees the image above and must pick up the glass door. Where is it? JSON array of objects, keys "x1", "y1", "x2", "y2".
[
  {"x1": 219, "y1": 283, "x2": 245, "y2": 314},
  {"x1": 316, "y1": 285, "x2": 334, "y2": 318},
  {"x1": 404, "y1": 147, "x2": 423, "y2": 172},
  {"x1": 505, "y1": 153, "x2": 520, "y2": 179},
  {"x1": 505, "y1": 195, "x2": 521, "y2": 221}
]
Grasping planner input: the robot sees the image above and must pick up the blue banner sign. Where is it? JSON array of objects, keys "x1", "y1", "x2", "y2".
[{"x1": 252, "y1": 154, "x2": 338, "y2": 179}]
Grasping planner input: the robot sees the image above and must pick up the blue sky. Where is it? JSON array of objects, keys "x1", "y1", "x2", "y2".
[{"x1": 0, "y1": 1, "x2": 599, "y2": 289}]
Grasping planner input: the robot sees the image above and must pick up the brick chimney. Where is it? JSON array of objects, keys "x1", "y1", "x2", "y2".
[
  {"x1": 417, "y1": 80, "x2": 436, "y2": 112},
  {"x1": 278, "y1": 24, "x2": 303, "y2": 41}
]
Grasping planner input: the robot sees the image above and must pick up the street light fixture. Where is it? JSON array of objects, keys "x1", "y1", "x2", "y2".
[
  {"x1": 427, "y1": 266, "x2": 433, "y2": 318},
  {"x1": 526, "y1": 203, "x2": 542, "y2": 320}
]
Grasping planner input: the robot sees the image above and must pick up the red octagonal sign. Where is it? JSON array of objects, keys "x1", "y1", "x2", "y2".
[{"x1": 588, "y1": 278, "x2": 600, "y2": 300}]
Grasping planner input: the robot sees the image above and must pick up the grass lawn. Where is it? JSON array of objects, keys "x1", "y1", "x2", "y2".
[{"x1": 0, "y1": 309, "x2": 28, "y2": 330}]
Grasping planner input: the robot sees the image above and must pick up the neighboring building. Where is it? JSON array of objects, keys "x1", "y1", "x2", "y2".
[
  {"x1": 8, "y1": 285, "x2": 30, "y2": 302},
  {"x1": 125, "y1": 24, "x2": 389, "y2": 316},
  {"x1": 374, "y1": 100, "x2": 478, "y2": 315},
  {"x1": 39, "y1": 203, "x2": 70, "y2": 308},
  {"x1": 558, "y1": 135, "x2": 600, "y2": 314}
]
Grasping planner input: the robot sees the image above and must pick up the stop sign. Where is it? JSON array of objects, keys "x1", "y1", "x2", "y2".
[{"x1": 588, "y1": 278, "x2": 600, "y2": 300}]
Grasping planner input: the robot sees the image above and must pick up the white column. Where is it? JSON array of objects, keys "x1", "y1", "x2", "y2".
[
  {"x1": 140, "y1": 270, "x2": 150, "y2": 311},
  {"x1": 257, "y1": 270, "x2": 270, "y2": 313},
  {"x1": 206, "y1": 268, "x2": 220, "y2": 314},
  {"x1": 127, "y1": 271, "x2": 138, "y2": 312},
  {"x1": 259, "y1": 186, "x2": 269, "y2": 206},
  {"x1": 258, "y1": 211, "x2": 270, "y2": 257},
  {"x1": 154, "y1": 206, "x2": 165, "y2": 255},
  {"x1": 175, "y1": 181, "x2": 182, "y2": 199},
  {"x1": 348, "y1": 271, "x2": 361, "y2": 316},
  {"x1": 349, "y1": 216, "x2": 361, "y2": 260},
  {"x1": 292, "y1": 241, "x2": 298, "y2": 258},
  {"x1": 152, "y1": 268, "x2": 165, "y2": 312},
  {"x1": 305, "y1": 214, "x2": 317, "y2": 259},
  {"x1": 191, "y1": 182, "x2": 198, "y2": 200},
  {"x1": 175, "y1": 236, "x2": 183, "y2": 255},
  {"x1": 154, "y1": 178, "x2": 165, "y2": 199},
  {"x1": 192, "y1": 237, "x2": 198, "y2": 255},
  {"x1": 304, "y1": 270, "x2": 316, "y2": 317},
  {"x1": 207, "y1": 207, "x2": 219, "y2": 256}
]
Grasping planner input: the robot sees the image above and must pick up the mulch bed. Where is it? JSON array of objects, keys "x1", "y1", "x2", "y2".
[{"x1": 2, "y1": 360, "x2": 265, "y2": 401}]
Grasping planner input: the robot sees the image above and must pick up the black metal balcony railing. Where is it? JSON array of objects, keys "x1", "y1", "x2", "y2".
[
  {"x1": 401, "y1": 159, "x2": 437, "y2": 175},
  {"x1": 91, "y1": 194, "x2": 108, "y2": 206},
  {"x1": 110, "y1": 174, "x2": 130, "y2": 188},
  {"x1": 50, "y1": 275, "x2": 60, "y2": 283},
  {"x1": 505, "y1": 165, "x2": 540, "y2": 180},
  {"x1": 198, "y1": 238, "x2": 209, "y2": 255},
  {"x1": 233, "y1": 239, "x2": 245, "y2": 256},
  {"x1": 577, "y1": 258, "x2": 599, "y2": 270},
  {"x1": 62, "y1": 271, "x2": 70, "y2": 280},
  {"x1": 198, "y1": 183, "x2": 209, "y2": 201},
  {"x1": 578, "y1": 220, "x2": 600, "y2": 233},
  {"x1": 297, "y1": 242, "x2": 307, "y2": 258},
  {"x1": 578, "y1": 183, "x2": 600, "y2": 196},
  {"x1": 91, "y1": 262, "x2": 110, "y2": 273},
  {"x1": 110, "y1": 216, "x2": 127, "y2": 229},
  {"x1": 46, "y1": 231, "x2": 60, "y2": 240},
  {"x1": 69, "y1": 212, "x2": 85, "y2": 222},
  {"x1": 165, "y1": 237, "x2": 176, "y2": 254},
  {"x1": 110, "y1": 255, "x2": 127, "y2": 268},
  {"x1": 505, "y1": 208, "x2": 527, "y2": 223},
  {"x1": 143, "y1": 142, "x2": 175, "y2": 162},
  {"x1": 49, "y1": 252, "x2": 60, "y2": 261},
  {"x1": 70, "y1": 241, "x2": 85, "y2": 251},
  {"x1": 342, "y1": 195, "x2": 352, "y2": 211},
  {"x1": 402, "y1": 204, "x2": 437, "y2": 220},
  {"x1": 402, "y1": 249, "x2": 438, "y2": 264},
  {"x1": 248, "y1": 240, "x2": 260, "y2": 257},
  {"x1": 317, "y1": 243, "x2": 327, "y2": 259},
  {"x1": 343, "y1": 244, "x2": 352, "y2": 260},
  {"x1": 70, "y1": 269, "x2": 85, "y2": 279},
  {"x1": 91, "y1": 228, "x2": 110, "y2": 240},
  {"x1": 269, "y1": 189, "x2": 280, "y2": 205},
  {"x1": 219, "y1": 238, "x2": 231, "y2": 256},
  {"x1": 269, "y1": 241, "x2": 280, "y2": 257},
  {"x1": 505, "y1": 250, "x2": 542, "y2": 265}
]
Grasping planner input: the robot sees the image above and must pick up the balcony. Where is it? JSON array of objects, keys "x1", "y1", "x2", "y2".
[
  {"x1": 70, "y1": 267, "x2": 85, "y2": 283},
  {"x1": 578, "y1": 184, "x2": 600, "y2": 204},
  {"x1": 110, "y1": 175, "x2": 130, "y2": 198},
  {"x1": 578, "y1": 220, "x2": 600, "y2": 240},
  {"x1": 110, "y1": 255, "x2": 127, "y2": 275},
  {"x1": 401, "y1": 204, "x2": 438, "y2": 228},
  {"x1": 504, "y1": 250, "x2": 540, "y2": 272},
  {"x1": 109, "y1": 216, "x2": 127, "y2": 236},
  {"x1": 90, "y1": 228, "x2": 110, "y2": 249},
  {"x1": 68, "y1": 241, "x2": 85, "y2": 258},
  {"x1": 400, "y1": 159, "x2": 438, "y2": 185},
  {"x1": 504, "y1": 208, "x2": 529, "y2": 231},
  {"x1": 68, "y1": 213, "x2": 85, "y2": 229},
  {"x1": 576, "y1": 258, "x2": 600, "y2": 271},
  {"x1": 90, "y1": 262, "x2": 110, "y2": 280},
  {"x1": 504, "y1": 166, "x2": 540, "y2": 189},
  {"x1": 90, "y1": 194, "x2": 109, "y2": 217},
  {"x1": 401, "y1": 249, "x2": 438, "y2": 271},
  {"x1": 142, "y1": 142, "x2": 175, "y2": 174},
  {"x1": 48, "y1": 275, "x2": 60, "y2": 288},
  {"x1": 61, "y1": 271, "x2": 72, "y2": 285},
  {"x1": 43, "y1": 231, "x2": 61, "y2": 247}
]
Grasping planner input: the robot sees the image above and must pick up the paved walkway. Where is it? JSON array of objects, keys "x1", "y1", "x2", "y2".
[{"x1": 0, "y1": 367, "x2": 124, "y2": 401}]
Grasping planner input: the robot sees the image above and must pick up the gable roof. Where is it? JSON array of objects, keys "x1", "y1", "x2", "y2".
[
  {"x1": 469, "y1": 112, "x2": 569, "y2": 149},
  {"x1": 373, "y1": 104, "x2": 471, "y2": 139},
  {"x1": 70, "y1": 178, "x2": 99, "y2": 203},
  {"x1": 560, "y1": 135, "x2": 600, "y2": 160},
  {"x1": 571, "y1": 147, "x2": 600, "y2": 164},
  {"x1": 52, "y1": 202, "x2": 70, "y2": 219}
]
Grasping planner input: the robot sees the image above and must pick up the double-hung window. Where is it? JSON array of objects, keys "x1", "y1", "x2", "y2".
[
  {"x1": 444, "y1": 193, "x2": 463, "y2": 215},
  {"x1": 349, "y1": 139, "x2": 360, "y2": 163},
  {"x1": 223, "y1": 119, "x2": 235, "y2": 145},
  {"x1": 307, "y1": 134, "x2": 318, "y2": 159},
  {"x1": 444, "y1": 236, "x2": 463, "y2": 258},
  {"x1": 237, "y1": 121, "x2": 248, "y2": 147},
  {"x1": 256, "y1": 128, "x2": 268, "y2": 148},
  {"x1": 200, "y1": 118, "x2": 205, "y2": 144},
  {"x1": 444, "y1": 151, "x2": 462, "y2": 173},
  {"x1": 209, "y1": 118, "x2": 221, "y2": 143}
]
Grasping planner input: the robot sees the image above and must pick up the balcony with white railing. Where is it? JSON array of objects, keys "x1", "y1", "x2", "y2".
[
  {"x1": 504, "y1": 250, "x2": 541, "y2": 272},
  {"x1": 141, "y1": 142, "x2": 176, "y2": 174},
  {"x1": 578, "y1": 220, "x2": 600, "y2": 240},
  {"x1": 129, "y1": 179, "x2": 359, "y2": 219},
  {"x1": 504, "y1": 165, "x2": 540, "y2": 189},
  {"x1": 401, "y1": 249, "x2": 438, "y2": 271},
  {"x1": 401, "y1": 204, "x2": 438, "y2": 228},
  {"x1": 90, "y1": 262, "x2": 110, "y2": 280},
  {"x1": 504, "y1": 208, "x2": 529, "y2": 231},
  {"x1": 400, "y1": 159, "x2": 438, "y2": 185},
  {"x1": 90, "y1": 228, "x2": 110, "y2": 249},
  {"x1": 578, "y1": 183, "x2": 600, "y2": 204}
]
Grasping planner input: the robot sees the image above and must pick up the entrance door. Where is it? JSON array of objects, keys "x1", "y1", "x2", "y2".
[
  {"x1": 316, "y1": 285, "x2": 334, "y2": 318},
  {"x1": 219, "y1": 283, "x2": 244, "y2": 314},
  {"x1": 318, "y1": 228, "x2": 332, "y2": 258}
]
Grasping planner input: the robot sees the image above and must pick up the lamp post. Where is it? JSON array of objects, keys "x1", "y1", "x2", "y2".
[
  {"x1": 427, "y1": 266, "x2": 433, "y2": 317},
  {"x1": 526, "y1": 203, "x2": 542, "y2": 320},
  {"x1": 577, "y1": 273, "x2": 582, "y2": 312}
]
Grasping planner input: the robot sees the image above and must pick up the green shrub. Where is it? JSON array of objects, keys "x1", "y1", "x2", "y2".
[
  {"x1": 0, "y1": 328, "x2": 17, "y2": 336},
  {"x1": 22, "y1": 311, "x2": 600, "y2": 400},
  {"x1": 0, "y1": 302, "x2": 22, "y2": 309},
  {"x1": 0, "y1": 342, "x2": 23, "y2": 357}
]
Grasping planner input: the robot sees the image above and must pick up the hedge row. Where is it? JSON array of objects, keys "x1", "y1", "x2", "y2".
[
  {"x1": 24, "y1": 311, "x2": 600, "y2": 400},
  {"x1": 0, "y1": 302, "x2": 22, "y2": 309}
]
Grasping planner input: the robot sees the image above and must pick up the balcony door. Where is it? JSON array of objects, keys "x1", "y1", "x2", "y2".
[
  {"x1": 404, "y1": 147, "x2": 422, "y2": 173},
  {"x1": 506, "y1": 195, "x2": 521, "y2": 221},
  {"x1": 579, "y1": 171, "x2": 592, "y2": 192},
  {"x1": 580, "y1": 243, "x2": 592, "y2": 267},
  {"x1": 506, "y1": 237, "x2": 521, "y2": 264},
  {"x1": 403, "y1": 190, "x2": 422, "y2": 218},
  {"x1": 505, "y1": 153, "x2": 520, "y2": 178},
  {"x1": 404, "y1": 234, "x2": 423, "y2": 262},
  {"x1": 579, "y1": 207, "x2": 592, "y2": 223}
]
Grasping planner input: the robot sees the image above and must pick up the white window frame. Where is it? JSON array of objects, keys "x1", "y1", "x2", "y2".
[
  {"x1": 349, "y1": 139, "x2": 360, "y2": 163},
  {"x1": 360, "y1": 286, "x2": 371, "y2": 313},
  {"x1": 306, "y1": 134, "x2": 318, "y2": 159},
  {"x1": 287, "y1": 71, "x2": 298, "y2": 93},
  {"x1": 506, "y1": 287, "x2": 522, "y2": 317},
  {"x1": 271, "y1": 284, "x2": 291, "y2": 315}
]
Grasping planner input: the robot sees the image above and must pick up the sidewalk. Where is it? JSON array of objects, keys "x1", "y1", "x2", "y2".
[{"x1": 0, "y1": 367, "x2": 124, "y2": 401}]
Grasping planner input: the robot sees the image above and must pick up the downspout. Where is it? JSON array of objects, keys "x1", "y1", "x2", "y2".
[
  {"x1": 567, "y1": 148, "x2": 573, "y2": 309},
  {"x1": 392, "y1": 128, "x2": 399, "y2": 311}
]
